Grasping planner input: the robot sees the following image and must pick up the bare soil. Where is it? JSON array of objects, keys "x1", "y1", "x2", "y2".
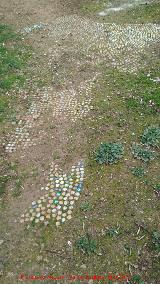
[{"x1": 0, "y1": 0, "x2": 159, "y2": 283}]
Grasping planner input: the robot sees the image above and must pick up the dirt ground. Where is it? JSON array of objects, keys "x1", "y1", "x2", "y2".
[
  {"x1": 0, "y1": 0, "x2": 81, "y2": 26},
  {"x1": 0, "y1": 0, "x2": 160, "y2": 283}
]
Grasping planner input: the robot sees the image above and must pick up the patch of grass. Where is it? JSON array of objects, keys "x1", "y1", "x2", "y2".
[
  {"x1": 81, "y1": 1, "x2": 160, "y2": 24},
  {"x1": 0, "y1": 24, "x2": 19, "y2": 42},
  {"x1": 141, "y1": 126, "x2": 160, "y2": 147},
  {"x1": 142, "y1": 89, "x2": 160, "y2": 113},
  {"x1": 79, "y1": 63, "x2": 159, "y2": 282},
  {"x1": 126, "y1": 2, "x2": 160, "y2": 24},
  {"x1": 125, "y1": 97, "x2": 139, "y2": 109},
  {"x1": 125, "y1": 91, "x2": 160, "y2": 114},
  {"x1": 0, "y1": 24, "x2": 31, "y2": 91},
  {"x1": 115, "y1": 72, "x2": 160, "y2": 114},
  {"x1": 0, "y1": 24, "x2": 31, "y2": 123},
  {"x1": 0, "y1": 96, "x2": 9, "y2": 122},
  {"x1": 75, "y1": 234, "x2": 97, "y2": 254},
  {"x1": 95, "y1": 142, "x2": 124, "y2": 165},
  {"x1": 132, "y1": 144, "x2": 156, "y2": 162},
  {"x1": 81, "y1": 0, "x2": 106, "y2": 14}
]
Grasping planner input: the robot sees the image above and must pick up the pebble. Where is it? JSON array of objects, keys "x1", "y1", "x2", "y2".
[
  {"x1": 0, "y1": 240, "x2": 4, "y2": 246},
  {"x1": 80, "y1": 264, "x2": 86, "y2": 269}
]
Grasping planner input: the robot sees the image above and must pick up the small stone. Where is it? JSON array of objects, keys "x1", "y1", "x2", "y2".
[
  {"x1": 56, "y1": 216, "x2": 61, "y2": 220},
  {"x1": 40, "y1": 216, "x2": 45, "y2": 221},
  {"x1": 80, "y1": 264, "x2": 86, "y2": 269},
  {"x1": 37, "y1": 255, "x2": 43, "y2": 262},
  {"x1": 0, "y1": 240, "x2": 4, "y2": 245},
  {"x1": 67, "y1": 215, "x2": 72, "y2": 220}
]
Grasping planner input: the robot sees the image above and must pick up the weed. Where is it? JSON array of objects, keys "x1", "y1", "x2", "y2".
[
  {"x1": 153, "y1": 183, "x2": 160, "y2": 193},
  {"x1": 80, "y1": 202, "x2": 92, "y2": 212},
  {"x1": 131, "y1": 167, "x2": 145, "y2": 177},
  {"x1": 52, "y1": 153, "x2": 60, "y2": 160},
  {"x1": 142, "y1": 179, "x2": 151, "y2": 186},
  {"x1": 0, "y1": 175, "x2": 10, "y2": 196},
  {"x1": 12, "y1": 178, "x2": 22, "y2": 197},
  {"x1": 129, "y1": 274, "x2": 144, "y2": 284},
  {"x1": 124, "y1": 244, "x2": 132, "y2": 256},
  {"x1": 151, "y1": 230, "x2": 160, "y2": 252},
  {"x1": 105, "y1": 226, "x2": 120, "y2": 238},
  {"x1": 141, "y1": 126, "x2": 160, "y2": 147},
  {"x1": 132, "y1": 144, "x2": 156, "y2": 162},
  {"x1": 96, "y1": 142, "x2": 124, "y2": 165},
  {"x1": 75, "y1": 234, "x2": 97, "y2": 254}
]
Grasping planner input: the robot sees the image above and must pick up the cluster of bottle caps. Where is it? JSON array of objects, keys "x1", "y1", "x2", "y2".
[{"x1": 20, "y1": 161, "x2": 84, "y2": 227}]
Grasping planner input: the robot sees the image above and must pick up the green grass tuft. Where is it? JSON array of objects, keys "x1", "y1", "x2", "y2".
[
  {"x1": 96, "y1": 142, "x2": 124, "y2": 165},
  {"x1": 75, "y1": 234, "x2": 97, "y2": 254},
  {"x1": 131, "y1": 167, "x2": 145, "y2": 177},
  {"x1": 80, "y1": 202, "x2": 92, "y2": 212},
  {"x1": 141, "y1": 126, "x2": 160, "y2": 147},
  {"x1": 0, "y1": 175, "x2": 11, "y2": 196},
  {"x1": 153, "y1": 183, "x2": 160, "y2": 193},
  {"x1": 151, "y1": 230, "x2": 160, "y2": 252},
  {"x1": 132, "y1": 144, "x2": 156, "y2": 162},
  {"x1": 105, "y1": 226, "x2": 121, "y2": 238},
  {"x1": 130, "y1": 274, "x2": 145, "y2": 284}
]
